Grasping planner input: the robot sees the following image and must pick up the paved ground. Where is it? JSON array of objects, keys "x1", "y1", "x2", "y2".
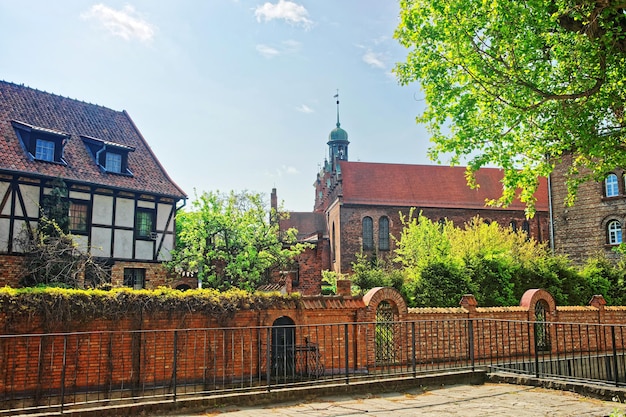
[{"x1": 160, "y1": 383, "x2": 626, "y2": 416}]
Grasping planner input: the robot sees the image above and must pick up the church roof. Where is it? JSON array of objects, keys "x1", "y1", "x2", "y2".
[
  {"x1": 280, "y1": 212, "x2": 326, "y2": 240},
  {"x1": 0, "y1": 80, "x2": 186, "y2": 199},
  {"x1": 328, "y1": 124, "x2": 348, "y2": 142},
  {"x1": 339, "y1": 161, "x2": 549, "y2": 211}
]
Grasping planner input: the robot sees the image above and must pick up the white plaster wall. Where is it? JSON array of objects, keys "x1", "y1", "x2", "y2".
[
  {"x1": 12, "y1": 221, "x2": 27, "y2": 252},
  {"x1": 69, "y1": 191, "x2": 90, "y2": 201},
  {"x1": 0, "y1": 182, "x2": 10, "y2": 216},
  {"x1": 19, "y1": 185, "x2": 40, "y2": 218},
  {"x1": 92, "y1": 195, "x2": 113, "y2": 226},
  {"x1": 115, "y1": 198, "x2": 134, "y2": 228},
  {"x1": 157, "y1": 234, "x2": 174, "y2": 261},
  {"x1": 0, "y1": 218, "x2": 9, "y2": 252},
  {"x1": 91, "y1": 227, "x2": 112, "y2": 257},
  {"x1": 113, "y1": 229, "x2": 133, "y2": 259},
  {"x1": 157, "y1": 203, "x2": 172, "y2": 231},
  {"x1": 135, "y1": 240, "x2": 154, "y2": 260},
  {"x1": 137, "y1": 200, "x2": 155, "y2": 209},
  {"x1": 72, "y1": 234, "x2": 89, "y2": 251}
]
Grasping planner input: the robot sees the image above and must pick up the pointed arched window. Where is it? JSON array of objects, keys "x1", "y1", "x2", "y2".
[
  {"x1": 378, "y1": 216, "x2": 390, "y2": 251},
  {"x1": 362, "y1": 217, "x2": 373, "y2": 251}
]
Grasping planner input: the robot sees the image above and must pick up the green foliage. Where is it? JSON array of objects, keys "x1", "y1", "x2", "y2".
[
  {"x1": 40, "y1": 178, "x2": 69, "y2": 235},
  {"x1": 392, "y1": 212, "x2": 626, "y2": 307},
  {"x1": 321, "y1": 270, "x2": 340, "y2": 295},
  {"x1": 169, "y1": 190, "x2": 308, "y2": 291},
  {"x1": 351, "y1": 252, "x2": 404, "y2": 294},
  {"x1": 406, "y1": 261, "x2": 475, "y2": 307},
  {"x1": 394, "y1": 0, "x2": 626, "y2": 213},
  {"x1": 0, "y1": 286, "x2": 301, "y2": 328},
  {"x1": 579, "y1": 257, "x2": 626, "y2": 305}
]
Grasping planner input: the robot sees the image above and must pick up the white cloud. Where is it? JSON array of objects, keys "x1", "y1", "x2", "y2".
[
  {"x1": 296, "y1": 104, "x2": 314, "y2": 113},
  {"x1": 283, "y1": 165, "x2": 299, "y2": 174},
  {"x1": 81, "y1": 4, "x2": 156, "y2": 42},
  {"x1": 362, "y1": 50, "x2": 386, "y2": 69},
  {"x1": 256, "y1": 40, "x2": 301, "y2": 58},
  {"x1": 256, "y1": 44, "x2": 280, "y2": 58},
  {"x1": 254, "y1": 0, "x2": 313, "y2": 29},
  {"x1": 267, "y1": 165, "x2": 300, "y2": 178}
]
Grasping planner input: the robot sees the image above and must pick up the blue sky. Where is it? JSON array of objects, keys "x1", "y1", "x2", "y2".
[{"x1": 0, "y1": 0, "x2": 432, "y2": 212}]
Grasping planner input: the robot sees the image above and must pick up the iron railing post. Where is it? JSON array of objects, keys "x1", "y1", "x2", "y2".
[
  {"x1": 266, "y1": 327, "x2": 271, "y2": 391},
  {"x1": 60, "y1": 334, "x2": 68, "y2": 413},
  {"x1": 411, "y1": 321, "x2": 416, "y2": 377},
  {"x1": 173, "y1": 330, "x2": 178, "y2": 402},
  {"x1": 612, "y1": 326, "x2": 619, "y2": 386},
  {"x1": 344, "y1": 324, "x2": 349, "y2": 385},
  {"x1": 533, "y1": 322, "x2": 540, "y2": 378},
  {"x1": 468, "y1": 319, "x2": 474, "y2": 371}
]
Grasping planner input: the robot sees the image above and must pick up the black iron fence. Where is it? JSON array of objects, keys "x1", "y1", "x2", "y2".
[{"x1": 1, "y1": 319, "x2": 625, "y2": 415}]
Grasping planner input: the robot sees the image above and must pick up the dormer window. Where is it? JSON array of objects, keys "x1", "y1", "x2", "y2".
[
  {"x1": 81, "y1": 136, "x2": 134, "y2": 176},
  {"x1": 105, "y1": 152, "x2": 122, "y2": 173},
  {"x1": 12, "y1": 120, "x2": 69, "y2": 165},
  {"x1": 35, "y1": 139, "x2": 55, "y2": 161}
]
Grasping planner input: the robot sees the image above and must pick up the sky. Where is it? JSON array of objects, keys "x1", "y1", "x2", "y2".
[{"x1": 0, "y1": 0, "x2": 433, "y2": 212}]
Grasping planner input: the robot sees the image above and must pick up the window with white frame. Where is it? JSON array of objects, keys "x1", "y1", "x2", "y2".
[
  {"x1": 35, "y1": 139, "x2": 55, "y2": 161},
  {"x1": 606, "y1": 174, "x2": 619, "y2": 197},
  {"x1": 608, "y1": 220, "x2": 623, "y2": 245}
]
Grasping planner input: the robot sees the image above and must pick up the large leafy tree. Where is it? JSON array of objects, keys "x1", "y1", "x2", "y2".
[
  {"x1": 170, "y1": 190, "x2": 306, "y2": 291},
  {"x1": 395, "y1": 0, "x2": 626, "y2": 213}
]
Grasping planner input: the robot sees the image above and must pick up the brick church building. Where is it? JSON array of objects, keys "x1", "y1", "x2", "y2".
[{"x1": 273, "y1": 100, "x2": 551, "y2": 295}]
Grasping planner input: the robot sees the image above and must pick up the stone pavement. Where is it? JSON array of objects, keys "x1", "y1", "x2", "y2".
[{"x1": 163, "y1": 383, "x2": 626, "y2": 416}]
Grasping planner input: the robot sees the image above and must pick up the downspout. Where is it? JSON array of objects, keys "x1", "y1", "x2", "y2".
[
  {"x1": 547, "y1": 172, "x2": 555, "y2": 255},
  {"x1": 95, "y1": 143, "x2": 106, "y2": 169}
]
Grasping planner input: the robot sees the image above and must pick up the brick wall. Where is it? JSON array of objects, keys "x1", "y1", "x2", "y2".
[
  {"x1": 336, "y1": 205, "x2": 550, "y2": 274},
  {"x1": 0, "y1": 254, "x2": 195, "y2": 289},
  {"x1": 1, "y1": 286, "x2": 624, "y2": 398},
  {"x1": 0, "y1": 254, "x2": 26, "y2": 287},
  {"x1": 551, "y1": 153, "x2": 626, "y2": 263}
]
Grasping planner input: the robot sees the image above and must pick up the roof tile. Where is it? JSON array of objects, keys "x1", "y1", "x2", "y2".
[
  {"x1": 0, "y1": 81, "x2": 185, "y2": 198},
  {"x1": 339, "y1": 161, "x2": 548, "y2": 211}
]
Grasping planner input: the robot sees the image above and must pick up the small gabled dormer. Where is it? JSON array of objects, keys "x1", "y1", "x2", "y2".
[
  {"x1": 12, "y1": 120, "x2": 70, "y2": 165},
  {"x1": 81, "y1": 136, "x2": 135, "y2": 176}
]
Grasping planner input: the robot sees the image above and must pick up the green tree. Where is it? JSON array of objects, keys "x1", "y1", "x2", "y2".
[
  {"x1": 395, "y1": 0, "x2": 626, "y2": 212},
  {"x1": 351, "y1": 252, "x2": 404, "y2": 294},
  {"x1": 169, "y1": 190, "x2": 307, "y2": 291}
]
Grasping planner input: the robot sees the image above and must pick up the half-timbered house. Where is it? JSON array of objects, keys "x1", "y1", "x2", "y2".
[{"x1": 0, "y1": 81, "x2": 189, "y2": 289}]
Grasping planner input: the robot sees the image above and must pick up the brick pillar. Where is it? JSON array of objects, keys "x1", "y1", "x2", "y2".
[
  {"x1": 589, "y1": 294, "x2": 606, "y2": 324},
  {"x1": 336, "y1": 279, "x2": 352, "y2": 297},
  {"x1": 460, "y1": 294, "x2": 478, "y2": 316}
]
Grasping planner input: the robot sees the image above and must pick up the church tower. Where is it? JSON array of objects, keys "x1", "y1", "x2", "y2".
[
  {"x1": 327, "y1": 93, "x2": 349, "y2": 164},
  {"x1": 314, "y1": 93, "x2": 350, "y2": 213}
]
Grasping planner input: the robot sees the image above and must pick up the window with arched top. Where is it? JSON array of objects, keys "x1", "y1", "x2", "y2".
[
  {"x1": 378, "y1": 216, "x2": 390, "y2": 251},
  {"x1": 362, "y1": 217, "x2": 373, "y2": 251},
  {"x1": 608, "y1": 220, "x2": 623, "y2": 245},
  {"x1": 605, "y1": 173, "x2": 619, "y2": 197},
  {"x1": 331, "y1": 222, "x2": 336, "y2": 262},
  {"x1": 522, "y1": 220, "x2": 530, "y2": 234},
  {"x1": 510, "y1": 220, "x2": 518, "y2": 232}
]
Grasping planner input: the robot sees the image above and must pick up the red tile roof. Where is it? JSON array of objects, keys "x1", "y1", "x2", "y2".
[
  {"x1": 339, "y1": 161, "x2": 549, "y2": 211},
  {"x1": 0, "y1": 81, "x2": 186, "y2": 199},
  {"x1": 280, "y1": 212, "x2": 326, "y2": 240}
]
